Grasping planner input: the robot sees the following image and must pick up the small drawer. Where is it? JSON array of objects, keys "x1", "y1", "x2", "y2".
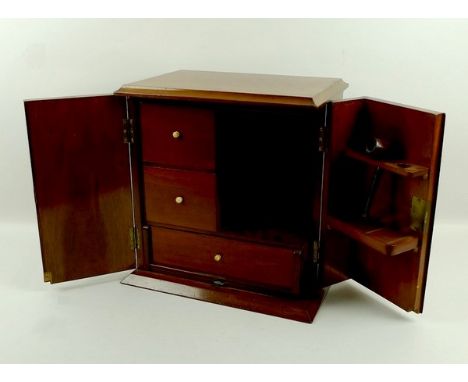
[
  {"x1": 140, "y1": 103, "x2": 215, "y2": 171},
  {"x1": 150, "y1": 227, "x2": 303, "y2": 294},
  {"x1": 144, "y1": 167, "x2": 217, "y2": 231}
]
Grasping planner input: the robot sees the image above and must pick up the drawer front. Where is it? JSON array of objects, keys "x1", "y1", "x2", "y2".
[
  {"x1": 144, "y1": 167, "x2": 217, "y2": 231},
  {"x1": 140, "y1": 103, "x2": 215, "y2": 171},
  {"x1": 151, "y1": 227, "x2": 302, "y2": 293}
]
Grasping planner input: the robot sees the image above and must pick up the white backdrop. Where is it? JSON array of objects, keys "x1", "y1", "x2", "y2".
[{"x1": 1, "y1": 18, "x2": 467, "y2": 224}]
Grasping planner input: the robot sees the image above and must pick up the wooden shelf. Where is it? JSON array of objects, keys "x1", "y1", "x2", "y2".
[
  {"x1": 345, "y1": 149, "x2": 428, "y2": 178},
  {"x1": 326, "y1": 216, "x2": 418, "y2": 256}
]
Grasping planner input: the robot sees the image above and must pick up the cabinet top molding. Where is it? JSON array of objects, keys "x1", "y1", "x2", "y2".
[{"x1": 115, "y1": 70, "x2": 348, "y2": 107}]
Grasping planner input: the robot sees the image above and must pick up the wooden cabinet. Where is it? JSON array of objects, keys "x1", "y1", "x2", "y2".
[{"x1": 24, "y1": 70, "x2": 445, "y2": 322}]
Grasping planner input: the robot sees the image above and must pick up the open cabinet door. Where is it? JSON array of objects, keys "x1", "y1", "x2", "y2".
[
  {"x1": 25, "y1": 95, "x2": 135, "y2": 283},
  {"x1": 322, "y1": 98, "x2": 445, "y2": 312}
]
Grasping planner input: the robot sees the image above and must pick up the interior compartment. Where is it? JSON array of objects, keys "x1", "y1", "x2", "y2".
[
  {"x1": 150, "y1": 226, "x2": 303, "y2": 294},
  {"x1": 215, "y1": 104, "x2": 323, "y2": 247}
]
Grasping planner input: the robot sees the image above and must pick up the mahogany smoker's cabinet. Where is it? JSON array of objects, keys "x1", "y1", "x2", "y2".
[{"x1": 25, "y1": 71, "x2": 445, "y2": 323}]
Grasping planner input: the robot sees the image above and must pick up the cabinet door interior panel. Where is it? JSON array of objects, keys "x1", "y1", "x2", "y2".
[
  {"x1": 25, "y1": 95, "x2": 135, "y2": 283},
  {"x1": 324, "y1": 98, "x2": 444, "y2": 312}
]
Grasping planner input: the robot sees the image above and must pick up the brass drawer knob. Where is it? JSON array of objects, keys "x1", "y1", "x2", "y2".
[
  {"x1": 172, "y1": 130, "x2": 181, "y2": 139},
  {"x1": 214, "y1": 253, "x2": 222, "y2": 262},
  {"x1": 175, "y1": 196, "x2": 184, "y2": 204}
]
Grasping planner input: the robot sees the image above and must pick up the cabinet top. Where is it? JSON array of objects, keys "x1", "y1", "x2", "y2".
[{"x1": 115, "y1": 70, "x2": 348, "y2": 107}]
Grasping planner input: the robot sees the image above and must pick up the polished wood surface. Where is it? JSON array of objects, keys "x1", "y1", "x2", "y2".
[
  {"x1": 25, "y1": 96, "x2": 135, "y2": 283},
  {"x1": 144, "y1": 166, "x2": 218, "y2": 231},
  {"x1": 115, "y1": 70, "x2": 348, "y2": 107},
  {"x1": 323, "y1": 98, "x2": 445, "y2": 312},
  {"x1": 140, "y1": 102, "x2": 215, "y2": 171},
  {"x1": 124, "y1": 270, "x2": 324, "y2": 323},
  {"x1": 127, "y1": 98, "x2": 146, "y2": 270},
  {"x1": 345, "y1": 148, "x2": 428, "y2": 178},
  {"x1": 150, "y1": 226, "x2": 303, "y2": 293},
  {"x1": 327, "y1": 216, "x2": 418, "y2": 256}
]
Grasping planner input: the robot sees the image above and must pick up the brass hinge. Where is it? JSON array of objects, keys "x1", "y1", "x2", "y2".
[
  {"x1": 123, "y1": 118, "x2": 135, "y2": 144},
  {"x1": 129, "y1": 226, "x2": 140, "y2": 251},
  {"x1": 318, "y1": 126, "x2": 327, "y2": 152},
  {"x1": 43, "y1": 271, "x2": 52, "y2": 283},
  {"x1": 312, "y1": 240, "x2": 320, "y2": 263},
  {"x1": 410, "y1": 196, "x2": 429, "y2": 232},
  {"x1": 318, "y1": 103, "x2": 329, "y2": 152}
]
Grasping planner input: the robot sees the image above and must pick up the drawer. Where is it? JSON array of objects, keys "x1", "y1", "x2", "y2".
[
  {"x1": 144, "y1": 167, "x2": 217, "y2": 231},
  {"x1": 140, "y1": 103, "x2": 215, "y2": 171},
  {"x1": 150, "y1": 227, "x2": 303, "y2": 293}
]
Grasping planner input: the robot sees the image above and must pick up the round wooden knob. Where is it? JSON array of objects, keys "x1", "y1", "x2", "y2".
[
  {"x1": 214, "y1": 253, "x2": 222, "y2": 262},
  {"x1": 174, "y1": 196, "x2": 184, "y2": 204},
  {"x1": 172, "y1": 131, "x2": 181, "y2": 139}
]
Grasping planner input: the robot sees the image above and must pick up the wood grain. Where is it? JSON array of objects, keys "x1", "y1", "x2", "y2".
[
  {"x1": 345, "y1": 148, "x2": 428, "y2": 178},
  {"x1": 150, "y1": 226, "x2": 303, "y2": 294},
  {"x1": 144, "y1": 166, "x2": 218, "y2": 231},
  {"x1": 322, "y1": 98, "x2": 445, "y2": 312},
  {"x1": 25, "y1": 95, "x2": 135, "y2": 283},
  {"x1": 140, "y1": 102, "x2": 215, "y2": 171}
]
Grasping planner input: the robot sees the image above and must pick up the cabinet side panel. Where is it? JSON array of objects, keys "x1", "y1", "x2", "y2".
[{"x1": 25, "y1": 96, "x2": 134, "y2": 283}]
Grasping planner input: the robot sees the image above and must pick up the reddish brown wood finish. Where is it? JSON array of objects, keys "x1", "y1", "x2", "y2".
[
  {"x1": 25, "y1": 96, "x2": 135, "y2": 283},
  {"x1": 125, "y1": 269, "x2": 324, "y2": 323},
  {"x1": 323, "y1": 98, "x2": 445, "y2": 312},
  {"x1": 327, "y1": 216, "x2": 418, "y2": 256},
  {"x1": 345, "y1": 148, "x2": 428, "y2": 178},
  {"x1": 150, "y1": 226, "x2": 303, "y2": 294},
  {"x1": 144, "y1": 166, "x2": 218, "y2": 231},
  {"x1": 140, "y1": 103, "x2": 215, "y2": 171}
]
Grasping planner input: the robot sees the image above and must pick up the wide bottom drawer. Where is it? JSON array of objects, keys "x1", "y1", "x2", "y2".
[{"x1": 150, "y1": 227, "x2": 304, "y2": 294}]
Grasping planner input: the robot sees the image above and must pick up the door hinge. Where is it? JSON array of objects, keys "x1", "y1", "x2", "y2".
[
  {"x1": 129, "y1": 226, "x2": 141, "y2": 251},
  {"x1": 312, "y1": 240, "x2": 320, "y2": 264},
  {"x1": 318, "y1": 126, "x2": 327, "y2": 152},
  {"x1": 312, "y1": 240, "x2": 321, "y2": 281},
  {"x1": 410, "y1": 196, "x2": 429, "y2": 232},
  {"x1": 123, "y1": 118, "x2": 135, "y2": 144}
]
